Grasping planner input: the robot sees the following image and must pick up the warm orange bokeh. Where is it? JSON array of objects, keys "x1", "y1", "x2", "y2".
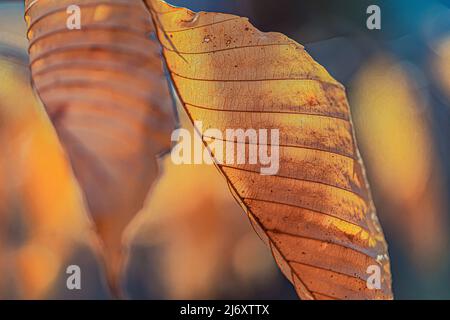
[
  {"x1": 351, "y1": 56, "x2": 449, "y2": 269},
  {"x1": 0, "y1": 54, "x2": 94, "y2": 299}
]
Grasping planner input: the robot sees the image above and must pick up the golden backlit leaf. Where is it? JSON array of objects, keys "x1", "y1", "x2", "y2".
[
  {"x1": 24, "y1": 0, "x2": 176, "y2": 292},
  {"x1": 146, "y1": 0, "x2": 392, "y2": 299},
  {"x1": 351, "y1": 56, "x2": 448, "y2": 268}
]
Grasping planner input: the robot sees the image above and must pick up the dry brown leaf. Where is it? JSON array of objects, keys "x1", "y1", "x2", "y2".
[
  {"x1": 24, "y1": 0, "x2": 176, "y2": 293},
  {"x1": 146, "y1": 0, "x2": 392, "y2": 299}
]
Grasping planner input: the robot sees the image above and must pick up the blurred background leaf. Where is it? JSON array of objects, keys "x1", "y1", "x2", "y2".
[
  {"x1": 24, "y1": 0, "x2": 177, "y2": 294},
  {"x1": 1, "y1": 2, "x2": 108, "y2": 299},
  {"x1": 351, "y1": 55, "x2": 449, "y2": 270}
]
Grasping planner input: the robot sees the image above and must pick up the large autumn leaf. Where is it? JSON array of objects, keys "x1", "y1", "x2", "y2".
[
  {"x1": 146, "y1": 0, "x2": 392, "y2": 299},
  {"x1": 24, "y1": 0, "x2": 176, "y2": 292}
]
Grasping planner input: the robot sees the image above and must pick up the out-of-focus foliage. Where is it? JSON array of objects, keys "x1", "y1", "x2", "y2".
[
  {"x1": 351, "y1": 56, "x2": 449, "y2": 269},
  {"x1": 24, "y1": 0, "x2": 176, "y2": 293},
  {"x1": 0, "y1": 48, "x2": 98, "y2": 299},
  {"x1": 432, "y1": 37, "x2": 450, "y2": 102}
]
